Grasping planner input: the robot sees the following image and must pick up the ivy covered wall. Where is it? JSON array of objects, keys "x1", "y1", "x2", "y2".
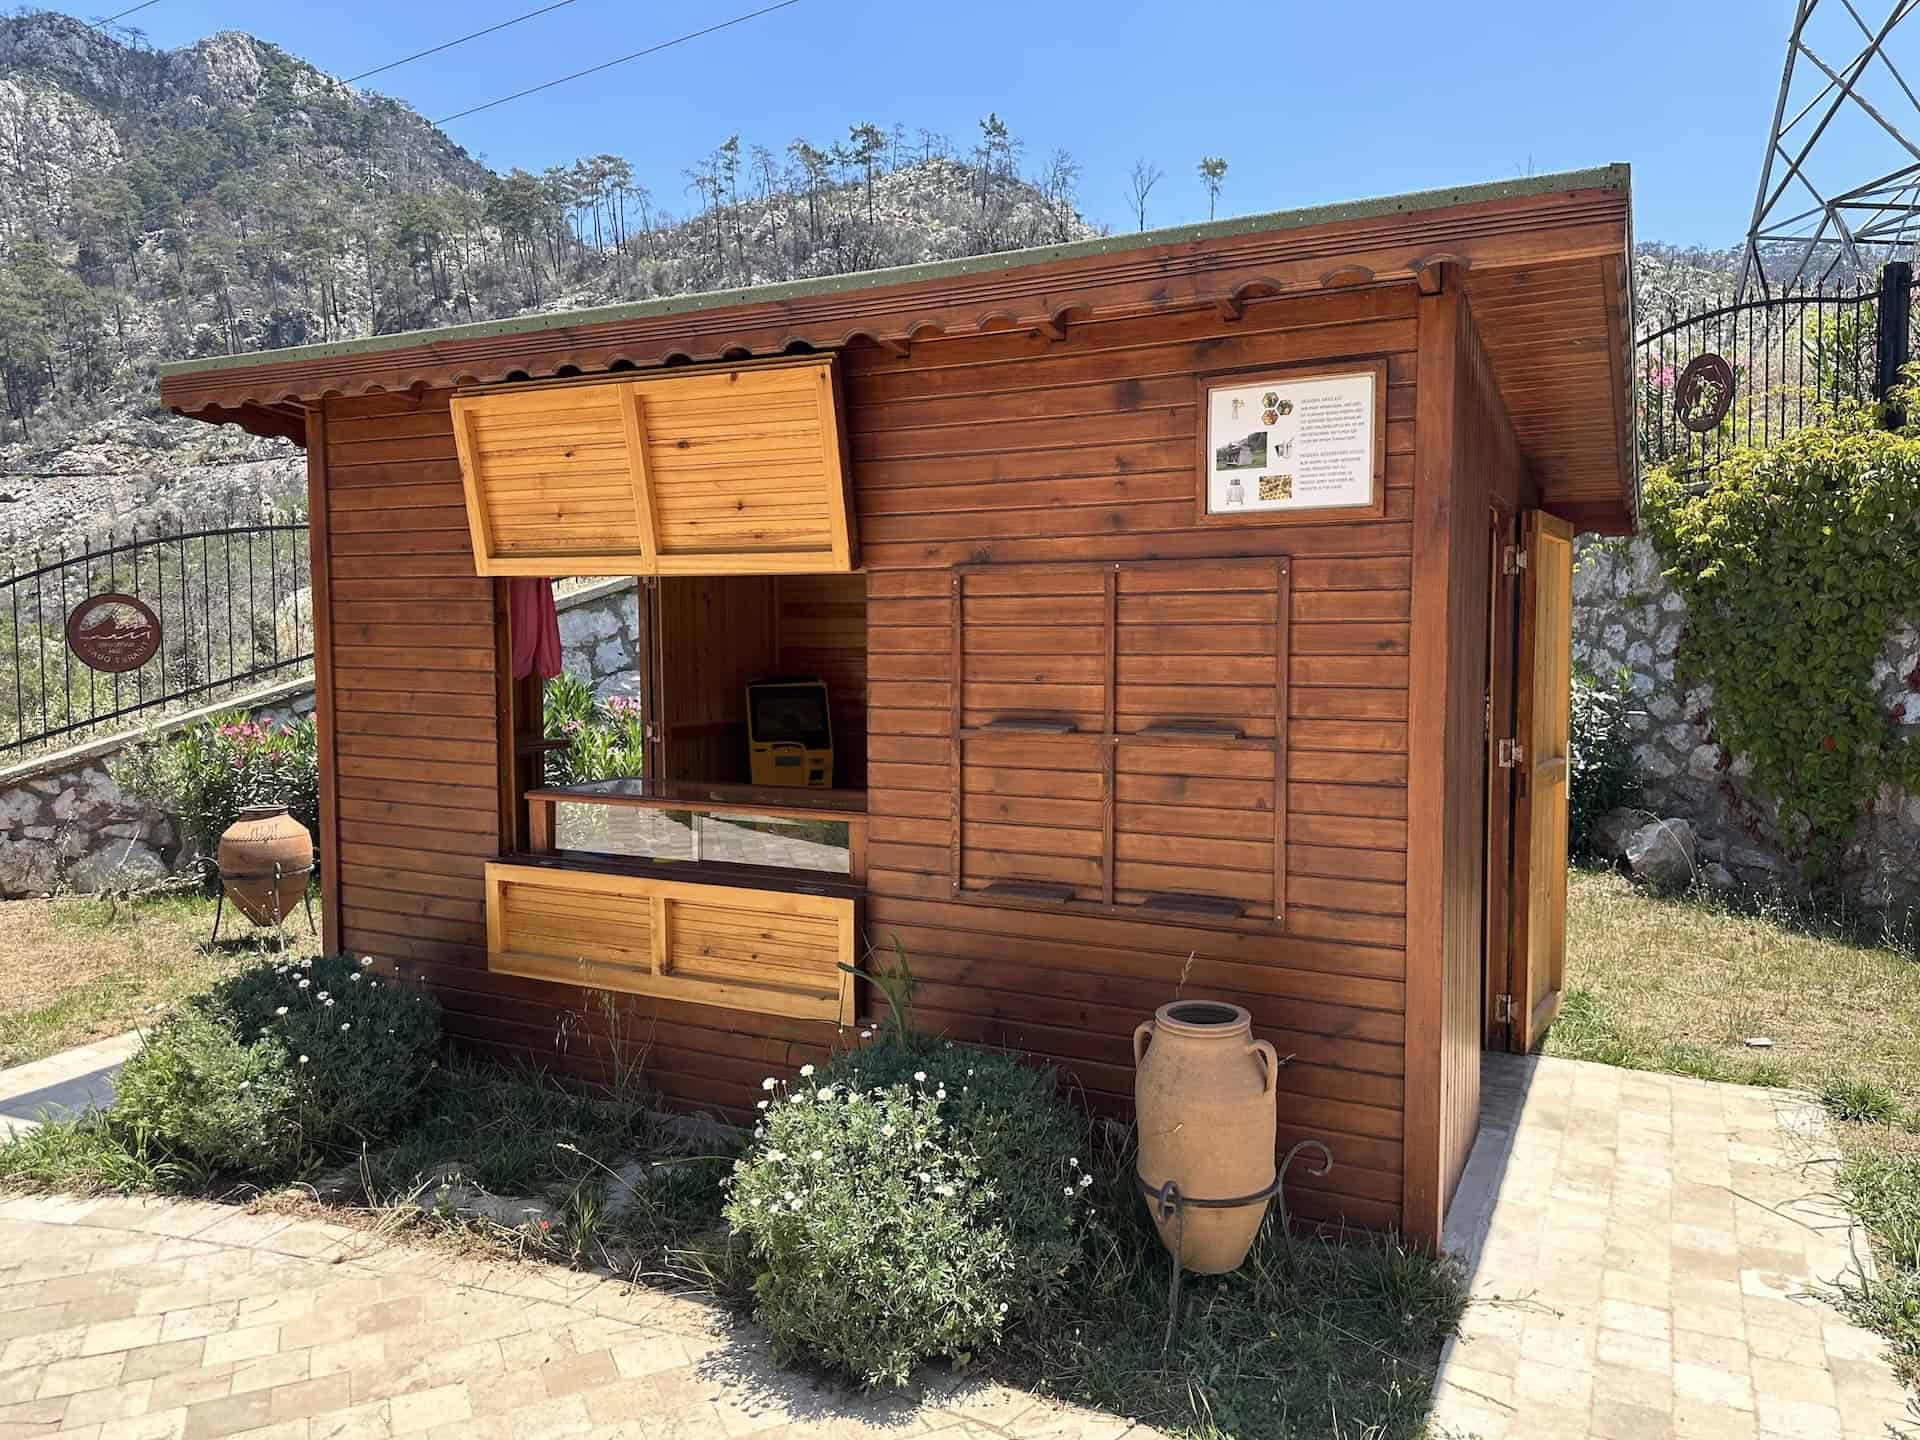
[{"x1": 1572, "y1": 533, "x2": 1920, "y2": 908}]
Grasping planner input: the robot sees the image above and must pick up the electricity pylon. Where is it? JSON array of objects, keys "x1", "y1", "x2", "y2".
[{"x1": 1739, "y1": 0, "x2": 1920, "y2": 297}]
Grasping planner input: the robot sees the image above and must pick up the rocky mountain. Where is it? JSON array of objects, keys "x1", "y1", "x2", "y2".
[{"x1": 0, "y1": 11, "x2": 1096, "y2": 551}]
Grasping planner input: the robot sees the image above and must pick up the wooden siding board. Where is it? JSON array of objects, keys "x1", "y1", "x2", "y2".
[
  {"x1": 319, "y1": 294, "x2": 1433, "y2": 1239},
  {"x1": 1403, "y1": 288, "x2": 1458, "y2": 1251}
]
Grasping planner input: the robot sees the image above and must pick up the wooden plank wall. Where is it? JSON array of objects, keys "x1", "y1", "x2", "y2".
[
  {"x1": 656, "y1": 576, "x2": 777, "y2": 784},
  {"x1": 1441, "y1": 300, "x2": 1527, "y2": 1207},
  {"x1": 1405, "y1": 290, "x2": 1532, "y2": 1242},
  {"x1": 849, "y1": 286, "x2": 1420, "y2": 1234},
  {"x1": 773, "y1": 573, "x2": 868, "y2": 788},
  {"x1": 321, "y1": 391, "x2": 498, "y2": 976},
  {"x1": 318, "y1": 283, "x2": 1435, "y2": 1237}
]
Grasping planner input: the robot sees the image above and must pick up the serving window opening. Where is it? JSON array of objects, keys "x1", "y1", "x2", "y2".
[
  {"x1": 488, "y1": 570, "x2": 869, "y2": 1024},
  {"x1": 457, "y1": 356, "x2": 868, "y2": 1023},
  {"x1": 511, "y1": 572, "x2": 870, "y2": 883}
]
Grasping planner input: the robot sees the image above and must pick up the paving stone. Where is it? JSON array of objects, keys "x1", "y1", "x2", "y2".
[
  {"x1": 62, "y1": 1380, "x2": 157, "y2": 1426},
  {"x1": 38, "y1": 1355, "x2": 129, "y2": 1400},
  {"x1": 1434, "y1": 1054, "x2": 1907, "y2": 1440}
]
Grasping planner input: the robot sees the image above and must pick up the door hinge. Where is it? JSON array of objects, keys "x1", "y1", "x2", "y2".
[
  {"x1": 1483, "y1": 691, "x2": 1492, "y2": 735},
  {"x1": 1497, "y1": 737, "x2": 1525, "y2": 768},
  {"x1": 1495, "y1": 994, "x2": 1517, "y2": 1024},
  {"x1": 1501, "y1": 545, "x2": 1528, "y2": 576}
]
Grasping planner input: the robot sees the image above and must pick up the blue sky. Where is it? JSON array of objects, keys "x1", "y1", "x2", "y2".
[{"x1": 49, "y1": 2, "x2": 1830, "y2": 245}]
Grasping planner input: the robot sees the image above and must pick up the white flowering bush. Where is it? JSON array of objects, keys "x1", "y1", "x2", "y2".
[
  {"x1": 112, "y1": 954, "x2": 440, "y2": 1173},
  {"x1": 725, "y1": 1040, "x2": 1089, "y2": 1387}
]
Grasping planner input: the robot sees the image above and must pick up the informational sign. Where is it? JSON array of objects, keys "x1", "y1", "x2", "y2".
[
  {"x1": 1203, "y1": 369, "x2": 1379, "y2": 517},
  {"x1": 66, "y1": 593, "x2": 161, "y2": 673}
]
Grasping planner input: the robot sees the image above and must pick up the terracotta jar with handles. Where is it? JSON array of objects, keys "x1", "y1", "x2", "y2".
[
  {"x1": 1133, "y1": 1000, "x2": 1279, "y2": 1273},
  {"x1": 217, "y1": 804, "x2": 313, "y2": 926}
]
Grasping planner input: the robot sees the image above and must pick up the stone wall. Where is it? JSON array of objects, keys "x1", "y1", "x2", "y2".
[
  {"x1": 0, "y1": 579, "x2": 640, "y2": 898},
  {"x1": 555, "y1": 578, "x2": 641, "y2": 701},
  {"x1": 1572, "y1": 534, "x2": 1920, "y2": 908}
]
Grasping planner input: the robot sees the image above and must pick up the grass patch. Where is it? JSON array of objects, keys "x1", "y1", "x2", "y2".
[
  {"x1": 2, "y1": 1041, "x2": 1460, "y2": 1439},
  {"x1": 1009, "y1": 1134, "x2": 1463, "y2": 1440},
  {"x1": 0, "y1": 889, "x2": 321, "y2": 1067},
  {"x1": 1553, "y1": 866, "x2": 1920, "y2": 1394}
]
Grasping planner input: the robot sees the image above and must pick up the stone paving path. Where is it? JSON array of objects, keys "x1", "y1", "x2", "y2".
[
  {"x1": 0, "y1": 1193, "x2": 1150, "y2": 1440},
  {"x1": 1432, "y1": 1054, "x2": 1911, "y2": 1440},
  {"x1": 0, "y1": 1035, "x2": 142, "y2": 1141}
]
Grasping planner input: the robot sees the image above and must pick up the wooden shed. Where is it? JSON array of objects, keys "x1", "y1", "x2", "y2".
[{"x1": 159, "y1": 165, "x2": 1635, "y2": 1247}]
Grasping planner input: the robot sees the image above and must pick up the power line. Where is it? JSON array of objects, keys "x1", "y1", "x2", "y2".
[
  {"x1": 344, "y1": 0, "x2": 583, "y2": 84},
  {"x1": 91, "y1": 0, "x2": 161, "y2": 28},
  {"x1": 433, "y1": 0, "x2": 803, "y2": 125}
]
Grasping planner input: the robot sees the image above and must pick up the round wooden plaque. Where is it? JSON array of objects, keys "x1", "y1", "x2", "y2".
[
  {"x1": 66, "y1": 593, "x2": 161, "y2": 673},
  {"x1": 1675, "y1": 354, "x2": 1735, "y2": 433}
]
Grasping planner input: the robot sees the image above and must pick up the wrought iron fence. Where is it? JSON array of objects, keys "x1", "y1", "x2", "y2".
[
  {"x1": 1637, "y1": 266, "x2": 1915, "y2": 475},
  {"x1": 0, "y1": 522, "x2": 313, "y2": 757}
]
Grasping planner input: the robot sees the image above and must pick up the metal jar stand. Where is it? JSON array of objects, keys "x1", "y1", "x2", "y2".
[
  {"x1": 210, "y1": 855, "x2": 318, "y2": 945},
  {"x1": 1136, "y1": 1138, "x2": 1334, "y2": 1349}
]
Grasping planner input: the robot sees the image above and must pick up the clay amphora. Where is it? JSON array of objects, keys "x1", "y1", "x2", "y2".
[
  {"x1": 217, "y1": 805, "x2": 313, "y2": 925},
  {"x1": 1133, "y1": 1000, "x2": 1279, "y2": 1273}
]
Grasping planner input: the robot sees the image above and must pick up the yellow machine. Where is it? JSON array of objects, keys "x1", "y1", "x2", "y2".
[{"x1": 746, "y1": 679, "x2": 833, "y2": 788}]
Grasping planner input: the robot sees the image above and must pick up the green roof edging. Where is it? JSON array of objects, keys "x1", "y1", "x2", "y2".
[{"x1": 159, "y1": 163, "x2": 1630, "y2": 381}]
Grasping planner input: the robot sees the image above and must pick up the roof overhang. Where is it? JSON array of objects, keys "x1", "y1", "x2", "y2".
[{"x1": 160, "y1": 165, "x2": 1636, "y2": 532}]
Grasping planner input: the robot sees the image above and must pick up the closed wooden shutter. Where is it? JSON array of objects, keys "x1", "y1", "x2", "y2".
[
  {"x1": 452, "y1": 356, "x2": 855, "y2": 577},
  {"x1": 951, "y1": 559, "x2": 1288, "y2": 924},
  {"x1": 1113, "y1": 561, "x2": 1286, "y2": 920},
  {"x1": 952, "y1": 567, "x2": 1108, "y2": 903}
]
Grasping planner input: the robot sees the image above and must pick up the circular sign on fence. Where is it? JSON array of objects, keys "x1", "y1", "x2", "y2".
[
  {"x1": 1676, "y1": 353, "x2": 1736, "y2": 433},
  {"x1": 66, "y1": 593, "x2": 161, "y2": 674}
]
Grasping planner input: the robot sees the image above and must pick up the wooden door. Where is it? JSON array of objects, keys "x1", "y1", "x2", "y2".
[
  {"x1": 1483, "y1": 510, "x2": 1519, "y2": 1049},
  {"x1": 1507, "y1": 511, "x2": 1574, "y2": 1051},
  {"x1": 650, "y1": 577, "x2": 777, "y2": 783}
]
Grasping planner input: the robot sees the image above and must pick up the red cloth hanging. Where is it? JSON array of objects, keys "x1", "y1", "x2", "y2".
[{"x1": 509, "y1": 577, "x2": 562, "y2": 679}]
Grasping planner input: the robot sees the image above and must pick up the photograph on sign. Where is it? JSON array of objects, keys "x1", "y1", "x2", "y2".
[{"x1": 1204, "y1": 370, "x2": 1377, "y2": 517}]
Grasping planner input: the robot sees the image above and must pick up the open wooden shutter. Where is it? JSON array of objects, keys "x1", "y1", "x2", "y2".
[
  {"x1": 1509, "y1": 511, "x2": 1573, "y2": 1050},
  {"x1": 950, "y1": 560, "x2": 1287, "y2": 924},
  {"x1": 486, "y1": 862, "x2": 858, "y2": 1023},
  {"x1": 452, "y1": 356, "x2": 855, "y2": 577}
]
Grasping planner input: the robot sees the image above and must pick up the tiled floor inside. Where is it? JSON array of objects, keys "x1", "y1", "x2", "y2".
[{"x1": 1431, "y1": 1053, "x2": 1911, "y2": 1440}]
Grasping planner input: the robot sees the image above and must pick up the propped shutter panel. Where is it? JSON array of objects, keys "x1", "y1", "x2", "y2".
[{"x1": 453, "y1": 356, "x2": 855, "y2": 577}]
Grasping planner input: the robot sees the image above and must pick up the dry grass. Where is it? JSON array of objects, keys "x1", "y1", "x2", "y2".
[
  {"x1": 1553, "y1": 866, "x2": 1920, "y2": 1106},
  {"x1": 0, "y1": 889, "x2": 322, "y2": 1068}
]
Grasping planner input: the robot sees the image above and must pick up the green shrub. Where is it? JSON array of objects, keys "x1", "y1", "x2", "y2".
[
  {"x1": 1642, "y1": 386, "x2": 1920, "y2": 879},
  {"x1": 542, "y1": 673, "x2": 646, "y2": 784},
  {"x1": 111, "y1": 709, "x2": 319, "y2": 882},
  {"x1": 1569, "y1": 669, "x2": 1641, "y2": 859},
  {"x1": 725, "y1": 1040, "x2": 1088, "y2": 1387},
  {"x1": 113, "y1": 954, "x2": 440, "y2": 1173},
  {"x1": 113, "y1": 1010, "x2": 303, "y2": 1172}
]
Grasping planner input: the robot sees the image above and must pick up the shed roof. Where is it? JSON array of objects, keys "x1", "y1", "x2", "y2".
[{"x1": 161, "y1": 164, "x2": 1636, "y2": 531}]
